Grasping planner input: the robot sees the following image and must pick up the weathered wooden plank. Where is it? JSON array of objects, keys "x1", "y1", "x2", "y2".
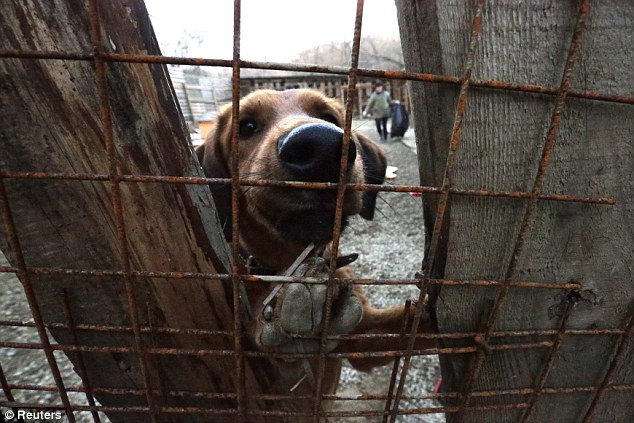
[
  {"x1": 396, "y1": 1, "x2": 634, "y2": 422},
  {"x1": 0, "y1": 1, "x2": 322, "y2": 422}
]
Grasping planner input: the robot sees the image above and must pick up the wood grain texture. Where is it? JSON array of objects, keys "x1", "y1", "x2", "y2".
[
  {"x1": 0, "y1": 1, "x2": 329, "y2": 421},
  {"x1": 396, "y1": 1, "x2": 634, "y2": 422}
]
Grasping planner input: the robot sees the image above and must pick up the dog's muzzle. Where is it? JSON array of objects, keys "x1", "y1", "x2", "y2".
[{"x1": 277, "y1": 123, "x2": 357, "y2": 182}]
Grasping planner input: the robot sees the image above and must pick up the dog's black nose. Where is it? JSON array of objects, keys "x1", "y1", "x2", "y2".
[{"x1": 277, "y1": 123, "x2": 357, "y2": 182}]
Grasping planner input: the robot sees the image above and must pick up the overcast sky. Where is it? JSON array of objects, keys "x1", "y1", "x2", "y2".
[{"x1": 145, "y1": 0, "x2": 400, "y2": 62}]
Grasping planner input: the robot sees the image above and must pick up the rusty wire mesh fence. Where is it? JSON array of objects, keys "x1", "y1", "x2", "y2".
[{"x1": 1, "y1": 0, "x2": 633, "y2": 422}]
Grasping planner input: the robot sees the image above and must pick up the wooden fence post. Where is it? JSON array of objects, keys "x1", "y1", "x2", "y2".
[
  {"x1": 396, "y1": 1, "x2": 634, "y2": 422},
  {"x1": 0, "y1": 1, "x2": 317, "y2": 421}
]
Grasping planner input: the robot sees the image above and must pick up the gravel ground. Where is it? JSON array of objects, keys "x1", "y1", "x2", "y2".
[
  {"x1": 332, "y1": 120, "x2": 442, "y2": 423},
  {"x1": 0, "y1": 119, "x2": 443, "y2": 423}
]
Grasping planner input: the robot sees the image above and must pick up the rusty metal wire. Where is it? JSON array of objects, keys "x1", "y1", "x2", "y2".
[
  {"x1": 0, "y1": 0, "x2": 632, "y2": 421},
  {"x1": 86, "y1": 0, "x2": 158, "y2": 421},
  {"x1": 0, "y1": 338, "x2": 557, "y2": 360},
  {"x1": 2, "y1": 50, "x2": 634, "y2": 107},
  {"x1": 313, "y1": 2, "x2": 366, "y2": 421},
  {"x1": 0, "y1": 170, "x2": 616, "y2": 205},
  {"x1": 0, "y1": 265, "x2": 590, "y2": 289},
  {"x1": 518, "y1": 291, "x2": 577, "y2": 423},
  {"x1": 1, "y1": 332, "x2": 634, "y2": 418},
  {"x1": 388, "y1": 1, "x2": 486, "y2": 420},
  {"x1": 382, "y1": 300, "x2": 412, "y2": 422},
  {"x1": 4, "y1": 381, "x2": 634, "y2": 403},
  {"x1": 61, "y1": 289, "x2": 101, "y2": 423},
  {"x1": 3, "y1": 383, "x2": 634, "y2": 419},
  {"x1": 2, "y1": 381, "x2": 634, "y2": 420},
  {"x1": 229, "y1": 1, "x2": 247, "y2": 421},
  {"x1": 0, "y1": 179, "x2": 76, "y2": 422},
  {"x1": 581, "y1": 308, "x2": 634, "y2": 422},
  {"x1": 456, "y1": 0, "x2": 593, "y2": 419},
  {"x1": 0, "y1": 361, "x2": 20, "y2": 422},
  {"x1": 2, "y1": 316, "x2": 626, "y2": 344}
]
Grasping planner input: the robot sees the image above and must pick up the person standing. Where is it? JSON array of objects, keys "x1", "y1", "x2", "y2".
[{"x1": 363, "y1": 82, "x2": 392, "y2": 141}]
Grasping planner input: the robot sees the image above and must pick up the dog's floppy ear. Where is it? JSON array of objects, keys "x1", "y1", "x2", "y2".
[
  {"x1": 355, "y1": 132, "x2": 387, "y2": 220},
  {"x1": 195, "y1": 113, "x2": 233, "y2": 240}
]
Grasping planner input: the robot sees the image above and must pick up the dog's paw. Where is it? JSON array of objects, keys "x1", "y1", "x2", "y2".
[{"x1": 255, "y1": 258, "x2": 363, "y2": 355}]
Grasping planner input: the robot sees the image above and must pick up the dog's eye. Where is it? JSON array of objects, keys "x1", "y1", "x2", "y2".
[
  {"x1": 239, "y1": 119, "x2": 260, "y2": 138},
  {"x1": 320, "y1": 113, "x2": 340, "y2": 127}
]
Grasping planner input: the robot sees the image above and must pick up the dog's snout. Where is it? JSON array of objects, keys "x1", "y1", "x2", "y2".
[{"x1": 277, "y1": 123, "x2": 357, "y2": 182}]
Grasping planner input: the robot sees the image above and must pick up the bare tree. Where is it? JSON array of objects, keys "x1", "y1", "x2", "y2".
[{"x1": 293, "y1": 36, "x2": 403, "y2": 70}]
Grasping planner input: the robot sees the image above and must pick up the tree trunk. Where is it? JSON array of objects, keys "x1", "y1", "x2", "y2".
[
  {"x1": 396, "y1": 1, "x2": 634, "y2": 422},
  {"x1": 0, "y1": 1, "x2": 319, "y2": 422}
]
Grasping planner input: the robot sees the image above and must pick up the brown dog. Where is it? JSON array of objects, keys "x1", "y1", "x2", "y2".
[{"x1": 195, "y1": 89, "x2": 431, "y2": 398}]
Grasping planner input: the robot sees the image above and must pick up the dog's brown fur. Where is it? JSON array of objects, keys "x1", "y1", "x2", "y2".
[{"x1": 195, "y1": 89, "x2": 433, "y2": 395}]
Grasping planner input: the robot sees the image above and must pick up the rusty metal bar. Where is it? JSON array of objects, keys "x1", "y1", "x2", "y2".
[
  {"x1": 336, "y1": 341, "x2": 563, "y2": 356},
  {"x1": 145, "y1": 295, "x2": 169, "y2": 407},
  {"x1": 0, "y1": 264, "x2": 590, "y2": 289},
  {"x1": 383, "y1": 300, "x2": 412, "y2": 423},
  {"x1": 2, "y1": 48, "x2": 634, "y2": 107},
  {"x1": 61, "y1": 289, "x2": 101, "y2": 423},
  {"x1": 0, "y1": 319, "x2": 232, "y2": 337},
  {"x1": 6, "y1": 383, "x2": 236, "y2": 400},
  {"x1": 0, "y1": 266, "x2": 234, "y2": 281},
  {"x1": 312, "y1": 1, "x2": 365, "y2": 420},
  {"x1": 4, "y1": 385, "x2": 634, "y2": 420},
  {"x1": 322, "y1": 403, "x2": 530, "y2": 418},
  {"x1": 0, "y1": 400, "x2": 558, "y2": 418},
  {"x1": 0, "y1": 183, "x2": 76, "y2": 423},
  {"x1": 6, "y1": 382, "x2": 634, "y2": 404},
  {"x1": 327, "y1": 326, "x2": 623, "y2": 340},
  {"x1": 86, "y1": 1, "x2": 158, "y2": 420},
  {"x1": 388, "y1": 285, "x2": 430, "y2": 423},
  {"x1": 323, "y1": 402, "x2": 528, "y2": 418},
  {"x1": 456, "y1": 1, "x2": 592, "y2": 418},
  {"x1": 246, "y1": 276, "x2": 582, "y2": 289},
  {"x1": 0, "y1": 401, "x2": 235, "y2": 416},
  {"x1": 0, "y1": 400, "x2": 557, "y2": 418},
  {"x1": 581, "y1": 307, "x2": 634, "y2": 422},
  {"x1": 390, "y1": 1, "x2": 486, "y2": 420},
  {"x1": 0, "y1": 320, "x2": 625, "y2": 343},
  {"x1": 229, "y1": 0, "x2": 247, "y2": 421},
  {"x1": 0, "y1": 399, "x2": 528, "y2": 418},
  {"x1": 0, "y1": 360, "x2": 21, "y2": 423},
  {"x1": 0, "y1": 339, "x2": 554, "y2": 358},
  {"x1": 519, "y1": 291, "x2": 577, "y2": 423},
  {"x1": 0, "y1": 170, "x2": 616, "y2": 206}
]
